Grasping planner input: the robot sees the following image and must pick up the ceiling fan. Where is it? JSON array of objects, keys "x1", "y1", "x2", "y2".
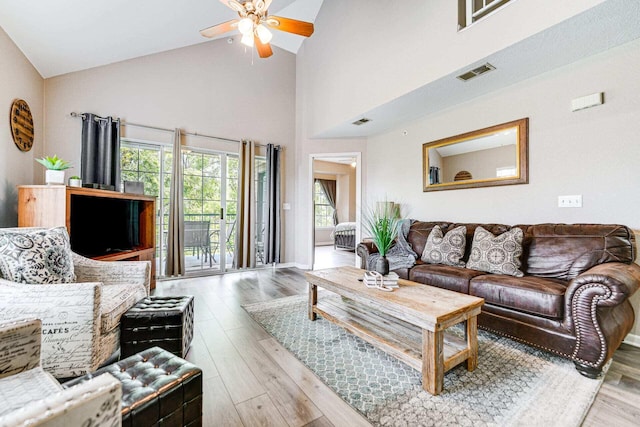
[{"x1": 200, "y1": 0, "x2": 314, "y2": 58}]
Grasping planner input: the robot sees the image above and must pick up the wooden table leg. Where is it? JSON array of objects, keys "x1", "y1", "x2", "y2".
[
  {"x1": 466, "y1": 315, "x2": 478, "y2": 371},
  {"x1": 308, "y1": 283, "x2": 317, "y2": 321},
  {"x1": 422, "y1": 329, "x2": 444, "y2": 395}
]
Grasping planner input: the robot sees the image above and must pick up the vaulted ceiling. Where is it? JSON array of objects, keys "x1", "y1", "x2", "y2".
[{"x1": 0, "y1": 0, "x2": 324, "y2": 78}]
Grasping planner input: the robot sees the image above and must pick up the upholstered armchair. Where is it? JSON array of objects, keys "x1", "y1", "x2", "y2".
[
  {"x1": 0, "y1": 227, "x2": 150, "y2": 378},
  {"x1": 0, "y1": 319, "x2": 122, "y2": 427}
]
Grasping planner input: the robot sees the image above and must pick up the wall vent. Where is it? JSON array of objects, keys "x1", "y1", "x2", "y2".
[
  {"x1": 457, "y1": 63, "x2": 495, "y2": 81},
  {"x1": 352, "y1": 118, "x2": 371, "y2": 126}
]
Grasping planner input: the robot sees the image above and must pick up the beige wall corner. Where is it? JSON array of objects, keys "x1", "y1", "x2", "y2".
[{"x1": 0, "y1": 26, "x2": 44, "y2": 226}]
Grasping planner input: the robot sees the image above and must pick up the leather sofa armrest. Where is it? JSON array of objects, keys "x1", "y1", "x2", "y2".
[
  {"x1": 566, "y1": 262, "x2": 640, "y2": 309},
  {"x1": 564, "y1": 262, "x2": 640, "y2": 372},
  {"x1": 356, "y1": 241, "x2": 379, "y2": 269}
]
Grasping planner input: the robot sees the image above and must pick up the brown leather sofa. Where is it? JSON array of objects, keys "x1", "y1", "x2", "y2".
[{"x1": 357, "y1": 221, "x2": 640, "y2": 378}]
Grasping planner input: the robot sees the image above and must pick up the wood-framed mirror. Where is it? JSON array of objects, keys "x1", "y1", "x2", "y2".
[{"x1": 422, "y1": 118, "x2": 528, "y2": 192}]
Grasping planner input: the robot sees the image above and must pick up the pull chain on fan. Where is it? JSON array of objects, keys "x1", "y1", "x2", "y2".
[{"x1": 200, "y1": 0, "x2": 314, "y2": 58}]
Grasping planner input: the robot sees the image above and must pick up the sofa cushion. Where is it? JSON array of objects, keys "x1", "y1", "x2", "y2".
[
  {"x1": 517, "y1": 224, "x2": 636, "y2": 281},
  {"x1": 421, "y1": 225, "x2": 466, "y2": 267},
  {"x1": 470, "y1": 275, "x2": 567, "y2": 318},
  {"x1": 100, "y1": 284, "x2": 146, "y2": 333},
  {"x1": 409, "y1": 264, "x2": 485, "y2": 294},
  {"x1": 0, "y1": 227, "x2": 75, "y2": 284},
  {"x1": 466, "y1": 226, "x2": 524, "y2": 277}
]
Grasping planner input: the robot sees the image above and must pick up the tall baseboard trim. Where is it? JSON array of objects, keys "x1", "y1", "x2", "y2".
[
  {"x1": 293, "y1": 263, "x2": 312, "y2": 270},
  {"x1": 624, "y1": 333, "x2": 640, "y2": 347},
  {"x1": 274, "y1": 262, "x2": 294, "y2": 269}
]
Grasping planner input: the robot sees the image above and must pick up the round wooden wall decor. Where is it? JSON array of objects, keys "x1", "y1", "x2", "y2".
[{"x1": 10, "y1": 99, "x2": 34, "y2": 152}]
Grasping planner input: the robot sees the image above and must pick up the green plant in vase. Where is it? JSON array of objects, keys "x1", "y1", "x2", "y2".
[
  {"x1": 363, "y1": 201, "x2": 400, "y2": 275},
  {"x1": 35, "y1": 155, "x2": 72, "y2": 185}
]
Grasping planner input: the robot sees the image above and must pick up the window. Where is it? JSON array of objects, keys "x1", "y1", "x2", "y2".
[
  {"x1": 496, "y1": 166, "x2": 516, "y2": 177},
  {"x1": 314, "y1": 180, "x2": 335, "y2": 228},
  {"x1": 120, "y1": 143, "x2": 163, "y2": 197},
  {"x1": 458, "y1": 0, "x2": 512, "y2": 29}
]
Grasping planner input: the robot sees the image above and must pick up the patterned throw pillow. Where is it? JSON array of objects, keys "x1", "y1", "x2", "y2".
[
  {"x1": 421, "y1": 225, "x2": 467, "y2": 267},
  {"x1": 466, "y1": 226, "x2": 524, "y2": 277},
  {"x1": 0, "y1": 227, "x2": 75, "y2": 284}
]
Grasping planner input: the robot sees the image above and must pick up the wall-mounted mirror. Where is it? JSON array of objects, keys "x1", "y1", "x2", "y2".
[{"x1": 423, "y1": 118, "x2": 528, "y2": 192}]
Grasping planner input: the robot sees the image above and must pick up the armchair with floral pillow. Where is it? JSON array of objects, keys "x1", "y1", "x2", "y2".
[{"x1": 0, "y1": 227, "x2": 150, "y2": 378}]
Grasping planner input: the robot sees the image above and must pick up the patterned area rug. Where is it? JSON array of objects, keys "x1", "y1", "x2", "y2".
[{"x1": 244, "y1": 294, "x2": 606, "y2": 427}]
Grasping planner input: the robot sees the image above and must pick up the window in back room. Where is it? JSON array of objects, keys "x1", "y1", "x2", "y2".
[{"x1": 458, "y1": 0, "x2": 512, "y2": 30}]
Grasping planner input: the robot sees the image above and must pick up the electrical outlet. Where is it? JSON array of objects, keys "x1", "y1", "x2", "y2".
[{"x1": 558, "y1": 195, "x2": 582, "y2": 208}]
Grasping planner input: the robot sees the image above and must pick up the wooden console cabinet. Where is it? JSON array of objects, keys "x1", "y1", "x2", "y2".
[{"x1": 18, "y1": 185, "x2": 157, "y2": 289}]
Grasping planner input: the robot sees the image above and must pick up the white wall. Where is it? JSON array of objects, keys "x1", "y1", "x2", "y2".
[
  {"x1": 43, "y1": 37, "x2": 297, "y2": 262},
  {"x1": 0, "y1": 27, "x2": 44, "y2": 226},
  {"x1": 301, "y1": 0, "x2": 605, "y2": 137},
  {"x1": 367, "y1": 39, "x2": 640, "y2": 228}
]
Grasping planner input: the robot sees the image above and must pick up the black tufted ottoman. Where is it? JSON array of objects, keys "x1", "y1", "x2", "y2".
[
  {"x1": 121, "y1": 295, "x2": 195, "y2": 359},
  {"x1": 64, "y1": 347, "x2": 202, "y2": 426}
]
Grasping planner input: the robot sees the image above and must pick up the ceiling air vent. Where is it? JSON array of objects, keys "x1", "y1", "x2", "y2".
[
  {"x1": 457, "y1": 63, "x2": 495, "y2": 81},
  {"x1": 352, "y1": 117, "x2": 371, "y2": 126}
]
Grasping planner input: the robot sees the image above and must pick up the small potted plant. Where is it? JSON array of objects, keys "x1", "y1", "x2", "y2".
[
  {"x1": 35, "y1": 155, "x2": 72, "y2": 185},
  {"x1": 68, "y1": 175, "x2": 82, "y2": 187},
  {"x1": 363, "y1": 201, "x2": 400, "y2": 275}
]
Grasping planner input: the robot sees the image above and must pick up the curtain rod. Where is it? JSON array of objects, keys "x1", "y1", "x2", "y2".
[{"x1": 69, "y1": 112, "x2": 250, "y2": 145}]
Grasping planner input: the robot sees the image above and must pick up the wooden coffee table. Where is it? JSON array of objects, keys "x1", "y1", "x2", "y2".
[{"x1": 305, "y1": 266, "x2": 484, "y2": 395}]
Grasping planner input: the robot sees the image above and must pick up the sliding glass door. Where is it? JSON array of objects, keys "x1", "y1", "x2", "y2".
[
  {"x1": 121, "y1": 141, "x2": 240, "y2": 276},
  {"x1": 182, "y1": 150, "x2": 237, "y2": 273}
]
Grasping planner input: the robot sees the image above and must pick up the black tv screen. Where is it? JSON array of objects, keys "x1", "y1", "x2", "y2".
[{"x1": 70, "y1": 195, "x2": 140, "y2": 257}]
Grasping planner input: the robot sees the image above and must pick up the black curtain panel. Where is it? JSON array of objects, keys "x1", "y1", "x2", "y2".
[
  {"x1": 81, "y1": 113, "x2": 121, "y2": 191},
  {"x1": 317, "y1": 178, "x2": 338, "y2": 226},
  {"x1": 264, "y1": 143, "x2": 281, "y2": 264}
]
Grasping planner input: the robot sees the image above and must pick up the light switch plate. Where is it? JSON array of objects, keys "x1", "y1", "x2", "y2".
[
  {"x1": 282, "y1": 203, "x2": 291, "y2": 210},
  {"x1": 558, "y1": 195, "x2": 582, "y2": 208}
]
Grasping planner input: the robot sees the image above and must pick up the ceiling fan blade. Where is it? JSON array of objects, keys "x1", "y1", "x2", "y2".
[
  {"x1": 200, "y1": 19, "x2": 238, "y2": 38},
  {"x1": 265, "y1": 16, "x2": 314, "y2": 37},
  {"x1": 254, "y1": 0, "x2": 266, "y2": 13},
  {"x1": 254, "y1": 36, "x2": 273, "y2": 58},
  {"x1": 220, "y1": 0, "x2": 246, "y2": 14}
]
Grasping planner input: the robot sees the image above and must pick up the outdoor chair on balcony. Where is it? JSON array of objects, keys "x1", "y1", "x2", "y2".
[
  {"x1": 0, "y1": 227, "x2": 150, "y2": 379},
  {"x1": 211, "y1": 219, "x2": 236, "y2": 263},
  {"x1": 184, "y1": 220, "x2": 212, "y2": 267},
  {"x1": 0, "y1": 318, "x2": 122, "y2": 427}
]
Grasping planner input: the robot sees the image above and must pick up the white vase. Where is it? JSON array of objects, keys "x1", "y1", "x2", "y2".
[
  {"x1": 45, "y1": 170, "x2": 65, "y2": 185},
  {"x1": 68, "y1": 178, "x2": 82, "y2": 187}
]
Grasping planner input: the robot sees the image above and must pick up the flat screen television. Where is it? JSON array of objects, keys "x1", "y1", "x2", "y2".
[{"x1": 70, "y1": 195, "x2": 141, "y2": 257}]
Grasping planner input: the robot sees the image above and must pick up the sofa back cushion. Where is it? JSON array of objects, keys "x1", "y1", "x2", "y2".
[{"x1": 516, "y1": 224, "x2": 636, "y2": 281}]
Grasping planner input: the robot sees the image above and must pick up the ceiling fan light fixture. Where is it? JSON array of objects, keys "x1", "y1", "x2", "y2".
[
  {"x1": 255, "y1": 24, "x2": 273, "y2": 44},
  {"x1": 238, "y1": 17, "x2": 254, "y2": 35},
  {"x1": 241, "y1": 33, "x2": 254, "y2": 47}
]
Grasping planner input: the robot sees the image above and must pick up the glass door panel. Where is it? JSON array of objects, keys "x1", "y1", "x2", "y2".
[
  {"x1": 255, "y1": 157, "x2": 267, "y2": 265},
  {"x1": 223, "y1": 155, "x2": 238, "y2": 270},
  {"x1": 122, "y1": 140, "x2": 240, "y2": 276}
]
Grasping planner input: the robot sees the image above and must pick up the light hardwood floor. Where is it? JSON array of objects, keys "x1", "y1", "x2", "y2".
[{"x1": 154, "y1": 268, "x2": 640, "y2": 426}]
